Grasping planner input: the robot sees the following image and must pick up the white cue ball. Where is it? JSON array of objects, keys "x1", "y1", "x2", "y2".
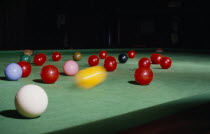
[{"x1": 15, "y1": 84, "x2": 48, "y2": 118}]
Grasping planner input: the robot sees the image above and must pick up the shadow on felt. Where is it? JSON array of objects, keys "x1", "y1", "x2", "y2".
[
  {"x1": 0, "y1": 77, "x2": 9, "y2": 81},
  {"x1": 0, "y1": 110, "x2": 29, "y2": 119},
  {"x1": 33, "y1": 79, "x2": 45, "y2": 84}
]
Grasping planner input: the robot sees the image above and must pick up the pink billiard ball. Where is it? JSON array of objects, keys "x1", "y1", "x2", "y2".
[
  {"x1": 63, "y1": 60, "x2": 79, "y2": 76},
  {"x1": 156, "y1": 48, "x2": 164, "y2": 52}
]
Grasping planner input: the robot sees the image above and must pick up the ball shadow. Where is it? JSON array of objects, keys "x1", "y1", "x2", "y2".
[
  {"x1": 30, "y1": 63, "x2": 36, "y2": 66},
  {"x1": 152, "y1": 67, "x2": 162, "y2": 69},
  {"x1": 0, "y1": 110, "x2": 29, "y2": 119},
  {"x1": 128, "y1": 81, "x2": 139, "y2": 85},
  {"x1": 33, "y1": 79, "x2": 45, "y2": 84},
  {"x1": 60, "y1": 72, "x2": 66, "y2": 76},
  {"x1": 0, "y1": 77, "x2": 9, "y2": 81},
  {"x1": 128, "y1": 81, "x2": 150, "y2": 86}
]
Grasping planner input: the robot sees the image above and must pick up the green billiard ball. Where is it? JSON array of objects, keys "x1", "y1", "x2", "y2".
[{"x1": 20, "y1": 54, "x2": 31, "y2": 63}]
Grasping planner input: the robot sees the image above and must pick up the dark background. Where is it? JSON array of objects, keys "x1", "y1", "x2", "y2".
[{"x1": 0, "y1": 0, "x2": 209, "y2": 50}]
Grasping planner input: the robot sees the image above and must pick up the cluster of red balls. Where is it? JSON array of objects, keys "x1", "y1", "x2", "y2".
[
  {"x1": 135, "y1": 52, "x2": 172, "y2": 85},
  {"x1": 21, "y1": 52, "x2": 61, "y2": 84},
  {"x1": 36, "y1": 52, "x2": 80, "y2": 84},
  {"x1": 88, "y1": 50, "x2": 137, "y2": 72},
  {"x1": 18, "y1": 49, "x2": 172, "y2": 87},
  {"x1": 18, "y1": 51, "x2": 80, "y2": 84},
  {"x1": 87, "y1": 50, "x2": 117, "y2": 72}
]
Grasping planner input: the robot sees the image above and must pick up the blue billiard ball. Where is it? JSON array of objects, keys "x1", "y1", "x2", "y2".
[{"x1": 4, "y1": 63, "x2": 22, "y2": 81}]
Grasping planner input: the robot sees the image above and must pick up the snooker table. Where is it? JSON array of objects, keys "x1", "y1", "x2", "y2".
[{"x1": 1, "y1": 48, "x2": 210, "y2": 134}]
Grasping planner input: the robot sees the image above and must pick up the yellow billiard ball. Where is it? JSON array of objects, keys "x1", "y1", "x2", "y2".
[{"x1": 75, "y1": 66, "x2": 107, "y2": 89}]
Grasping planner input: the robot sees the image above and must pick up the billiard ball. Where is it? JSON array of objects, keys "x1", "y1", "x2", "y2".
[
  {"x1": 138, "y1": 57, "x2": 151, "y2": 68},
  {"x1": 128, "y1": 50, "x2": 136, "y2": 58},
  {"x1": 24, "y1": 49, "x2": 33, "y2": 56},
  {"x1": 99, "y1": 50, "x2": 108, "y2": 59},
  {"x1": 88, "y1": 55, "x2": 100, "y2": 66},
  {"x1": 75, "y1": 66, "x2": 107, "y2": 89},
  {"x1": 118, "y1": 53, "x2": 128, "y2": 63},
  {"x1": 15, "y1": 84, "x2": 48, "y2": 118},
  {"x1": 63, "y1": 60, "x2": 79, "y2": 76},
  {"x1": 105, "y1": 56, "x2": 116, "y2": 62},
  {"x1": 52, "y1": 52, "x2": 62, "y2": 61},
  {"x1": 4, "y1": 63, "x2": 22, "y2": 81},
  {"x1": 104, "y1": 56, "x2": 117, "y2": 71},
  {"x1": 34, "y1": 53, "x2": 47, "y2": 66},
  {"x1": 160, "y1": 57, "x2": 172, "y2": 69},
  {"x1": 156, "y1": 48, "x2": 164, "y2": 52},
  {"x1": 73, "y1": 52, "x2": 82, "y2": 61},
  {"x1": 20, "y1": 54, "x2": 31, "y2": 63},
  {"x1": 134, "y1": 67, "x2": 154, "y2": 85},
  {"x1": 18, "y1": 61, "x2": 32, "y2": 77},
  {"x1": 40, "y1": 65, "x2": 59, "y2": 84},
  {"x1": 150, "y1": 53, "x2": 162, "y2": 64}
]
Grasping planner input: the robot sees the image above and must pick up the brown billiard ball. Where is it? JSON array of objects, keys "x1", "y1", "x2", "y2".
[
  {"x1": 24, "y1": 50, "x2": 33, "y2": 56},
  {"x1": 73, "y1": 52, "x2": 82, "y2": 61}
]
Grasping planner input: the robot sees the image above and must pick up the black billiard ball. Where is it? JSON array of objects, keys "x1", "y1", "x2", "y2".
[{"x1": 118, "y1": 53, "x2": 128, "y2": 63}]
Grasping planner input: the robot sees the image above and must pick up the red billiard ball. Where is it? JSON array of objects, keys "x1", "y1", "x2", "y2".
[
  {"x1": 88, "y1": 55, "x2": 100, "y2": 66},
  {"x1": 34, "y1": 53, "x2": 47, "y2": 66},
  {"x1": 40, "y1": 65, "x2": 59, "y2": 84},
  {"x1": 138, "y1": 57, "x2": 151, "y2": 68},
  {"x1": 52, "y1": 52, "x2": 62, "y2": 61},
  {"x1": 134, "y1": 67, "x2": 154, "y2": 85},
  {"x1": 128, "y1": 50, "x2": 136, "y2": 58},
  {"x1": 105, "y1": 56, "x2": 116, "y2": 62},
  {"x1": 160, "y1": 57, "x2": 172, "y2": 69},
  {"x1": 99, "y1": 50, "x2": 108, "y2": 59},
  {"x1": 104, "y1": 56, "x2": 117, "y2": 71},
  {"x1": 17, "y1": 61, "x2": 32, "y2": 77},
  {"x1": 150, "y1": 53, "x2": 162, "y2": 64}
]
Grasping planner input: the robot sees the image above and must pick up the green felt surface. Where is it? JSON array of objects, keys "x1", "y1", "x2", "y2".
[{"x1": 1, "y1": 49, "x2": 210, "y2": 134}]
